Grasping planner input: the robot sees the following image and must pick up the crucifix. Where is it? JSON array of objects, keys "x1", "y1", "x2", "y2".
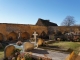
[
  {"x1": 33, "y1": 31, "x2": 38, "y2": 44},
  {"x1": 18, "y1": 30, "x2": 21, "y2": 39}
]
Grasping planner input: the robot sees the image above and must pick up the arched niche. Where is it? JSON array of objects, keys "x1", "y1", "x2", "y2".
[
  {"x1": 21, "y1": 32, "x2": 30, "y2": 40},
  {"x1": 7, "y1": 31, "x2": 18, "y2": 41},
  {"x1": 39, "y1": 31, "x2": 49, "y2": 39}
]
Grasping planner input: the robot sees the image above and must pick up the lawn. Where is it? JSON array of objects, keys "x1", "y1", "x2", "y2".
[
  {"x1": 0, "y1": 48, "x2": 4, "y2": 59},
  {"x1": 49, "y1": 41, "x2": 80, "y2": 54},
  {"x1": 0, "y1": 51, "x2": 4, "y2": 58}
]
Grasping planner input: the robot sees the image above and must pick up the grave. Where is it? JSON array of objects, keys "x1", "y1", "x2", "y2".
[
  {"x1": 4, "y1": 45, "x2": 15, "y2": 59},
  {"x1": 32, "y1": 31, "x2": 38, "y2": 48},
  {"x1": 23, "y1": 42, "x2": 34, "y2": 52}
]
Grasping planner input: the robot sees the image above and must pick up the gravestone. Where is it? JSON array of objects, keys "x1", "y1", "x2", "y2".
[
  {"x1": 23, "y1": 42, "x2": 34, "y2": 52},
  {"x1": 37, "y1": 38, "x2": 44, "y2": 46},
  {"x1": 33, "y1": 31, "x2": 38, "y2": 44},
  {"x1": 33, "y1": 31, "x2": 38, "y2": 47},
  {"x1": 4, "y1": 45, "x2": 15, "y2": 58}
]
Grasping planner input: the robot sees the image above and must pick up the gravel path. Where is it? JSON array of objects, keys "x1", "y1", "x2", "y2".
[{"x1": 31, "y1": 48, "x2": 69, "y2": 60}]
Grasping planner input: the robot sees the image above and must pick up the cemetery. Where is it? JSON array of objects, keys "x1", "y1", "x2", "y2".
[
  {"x1": 0, "y1": 19, "x2": 80, "y2": 60},
  {"x1": 0, "y1": 30, "x2": 80, "y2": 60}
]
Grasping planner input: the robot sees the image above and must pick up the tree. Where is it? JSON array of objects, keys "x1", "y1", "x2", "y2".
[{"x1": 61, "y1": 16, "x2": 76, "y2": 26}]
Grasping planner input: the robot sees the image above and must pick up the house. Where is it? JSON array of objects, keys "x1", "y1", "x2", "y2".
[{"x1": 36, "y1": 18, "x2": 58, "y2": 26}]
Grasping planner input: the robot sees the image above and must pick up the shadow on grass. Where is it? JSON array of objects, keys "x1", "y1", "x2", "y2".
[
  {"x1": 39, "y1": 45, "x2": 71, "y2": 54},
  {"x1": 0, "y1": 48, "x2": 4, "y2": 52}
]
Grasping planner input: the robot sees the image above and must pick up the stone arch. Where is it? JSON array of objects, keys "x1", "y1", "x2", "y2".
[
  {"x1": 39, "y1": 31, "x2": 49, "y2": 39},
  {"x1": 0, "y1": 33, "x2": 4, "y2": 41},
  {"x1": 7, "y1": 31, "x2": 18, "y2": 41},
  {"x1": 21, "y1": 32, "x2": 30, "y2": 40}
]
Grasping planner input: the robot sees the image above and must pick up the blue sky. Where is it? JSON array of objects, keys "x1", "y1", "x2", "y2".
[{"x1": 0, "y1": 0, "x2": 80, "y2": 26}]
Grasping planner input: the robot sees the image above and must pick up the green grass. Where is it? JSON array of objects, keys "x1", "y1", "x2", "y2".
[
  {"x1": 0, "y1": 48, "x2": 4, "y2": 59},
  {"x1": 49, "y1": 41, "x2": 80, "y2": 54},
  {"x1": 0, "y1": 51, "x2": 4, "y2": 58},
  {"x1": 52, "y1": 42, "x2": 80, "y2": 49}
]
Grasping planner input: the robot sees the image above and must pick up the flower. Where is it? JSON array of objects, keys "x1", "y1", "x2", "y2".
[{"x1": 16, "y1": 41, "x2": 22, "y2": 46}]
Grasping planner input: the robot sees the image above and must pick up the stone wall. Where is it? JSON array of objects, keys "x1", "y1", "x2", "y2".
[
  {"x1": 0, "y1": 23, "x2": 80, "y2": 41},
  {"x1": 48, "y1": 26, "x2": 80, "y2": 34},
  {"x1": 0, "y1": 23, "x2": 48, "y2": 41},
  {"x1": 48, "y1": 26, "x2": 80, "y2": 40}
]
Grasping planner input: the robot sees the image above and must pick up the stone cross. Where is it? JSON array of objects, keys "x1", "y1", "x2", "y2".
[
  {"x1": 33, "y1": 31, "x2": 38, "y2": 44},
  {"x1": 18, "y1": 31, "x2": 20, "y2": 39}
]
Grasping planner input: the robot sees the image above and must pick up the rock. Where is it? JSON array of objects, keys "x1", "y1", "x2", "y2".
[
  {"x1": 23, "y1": 42, "x2": 34, "y2": 51},
  {"x1": 37, "y1": 38, "x2": 44, "y2": 46}
]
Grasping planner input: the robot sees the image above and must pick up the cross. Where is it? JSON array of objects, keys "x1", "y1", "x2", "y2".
[
  {"x1": 33, "y1": 31, "x2": 38, "y2": 44},
  {"x1": 18, "y1": 31, "x2": 21, "y2": 39}
]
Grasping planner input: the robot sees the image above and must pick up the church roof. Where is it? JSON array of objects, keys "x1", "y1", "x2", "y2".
[{"x1": 36, "y1": 18, "x2": 58, "y2": 26}]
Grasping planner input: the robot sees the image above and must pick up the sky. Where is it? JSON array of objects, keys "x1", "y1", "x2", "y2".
[{"x1": 0, "y1": 0, "x2": 80, "y2": 26}]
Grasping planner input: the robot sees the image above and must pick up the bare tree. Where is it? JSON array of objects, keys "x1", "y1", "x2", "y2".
[{"x1": 61, "y1": 16, "x2": 76, "y2": 26}]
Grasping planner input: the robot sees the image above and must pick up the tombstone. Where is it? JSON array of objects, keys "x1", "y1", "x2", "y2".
[
  {"x1": 4, "y1": 45, "x2": 15, "y2": 58},
  {"x1": 32, "y1": 31, "x2": 38, "y2": 48},
  {"x1": 37, "y1": 38, "x2": 44, "y2": 46},
  {"x1": 23, "y1": 42, "x2": 34, "y2": 52},
  {"x1": 33, "y1": 31, "x2": 38, "y2": 44}
]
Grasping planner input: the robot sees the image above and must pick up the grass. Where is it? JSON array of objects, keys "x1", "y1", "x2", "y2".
[
  {"x1": 0, "y1": 48, "x2": 4, "y2": 59},
  {"x1": 0, "y1": 51, "x2": 4, "y2": 58},
  {"x1": 49, "y1": 41, "x2": 80, "y2": 54}
]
